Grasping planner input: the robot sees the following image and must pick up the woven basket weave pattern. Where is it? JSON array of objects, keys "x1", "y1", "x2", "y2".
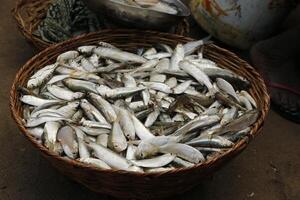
[{"x1": 10, "y1": 30, "x2": 270, "y2": 199}]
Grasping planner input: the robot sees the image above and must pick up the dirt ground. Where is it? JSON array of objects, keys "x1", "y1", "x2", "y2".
[{"x1": 0, "y1": 0, "x2": 299, "y2": 200}]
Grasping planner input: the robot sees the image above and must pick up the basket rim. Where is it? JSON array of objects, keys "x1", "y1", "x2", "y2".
[
  {"x1": 10, "y1": 29, "x2": 270, "y2": 177},
  {"x1": 12, "y1": 0, "x2": 53, "y2": 47}
]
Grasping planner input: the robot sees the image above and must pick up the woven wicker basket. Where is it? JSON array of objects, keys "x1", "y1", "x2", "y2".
[
  {"x1": 12, "y1": 0, "x2": 190, "y2": 50},
  {"x1": 10, "y1": 30, "x2": 270, "y2": 199}
]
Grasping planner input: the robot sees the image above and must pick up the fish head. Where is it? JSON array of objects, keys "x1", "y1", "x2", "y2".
[
  {"x1": 26, "y1": 80, "x2": 36, "y2": 89},
  {"x1": 69, "y1": 101, "x2": 80, "y2": 108},
  {"x1": 113, "y1": 141, "x2": 127, "y2": 152},
  {"x1": 74, "y1": 92, "x2": 85, "y2": 99},
  {"x1": 135, "y1": 142, "x2": 159, "y2": 159},
  {"x1": 80, "y1": 99, "x2": 89, "y2": 107}
]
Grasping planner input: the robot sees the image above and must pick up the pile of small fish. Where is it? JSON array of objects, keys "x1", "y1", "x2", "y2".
[
  {"x1": 20, "y1": 38, "x2": 259, "y2": 173},
  {"x1": 120, "y1": 0, "x2": 178, "y2": 15},
  {"x1": 35, "y1": 0, "x2": 102, "y2": 43}
]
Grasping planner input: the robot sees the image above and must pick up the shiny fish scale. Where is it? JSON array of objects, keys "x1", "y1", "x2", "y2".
[{"x1": 20, "y1": 39, "x2": 258, "y2": 173}]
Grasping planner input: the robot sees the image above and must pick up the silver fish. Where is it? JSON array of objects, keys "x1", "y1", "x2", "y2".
[
  {"x1": 224, "y1": 127, "x2": 251, "y2": 142},
  {"x1": 79, "y1": 158, "x2": 111, "y2": 169},
  {"x1": 80, "y1": 118, "x2": 111, "y2": 129},
  {"x1": 126, "y1": 144, "x2": 138, "y2": 160},
  {"x1": 94, "y1": 47, "x2": 146, "y2": 63},
  {"x1": 144, "y1": 52, "x2": 171, "y2": 60},
  {"x1": 159, "y1": 113, "x2": 173, "y2": 123},
  {"x1": 96, "y1": 134, "x2": 109, "y2": 147},
  {"x1": 149, "y1": 74, "x2": 167, "y2": 83},
  {"x1": 26, "y1": 116, "x2": 71, "y2": 127},
  {"x1": 116, "y1": 107, "x2": 136, "y2": 140},
  {"x1": 57, "y1": 51, "x2": 79, "y2": 63},
  {"x1": 165, "y1": 77, "x2": 178, "y2": 88},
  {"x1": 78, "y1": 138, "x2": 90, "y2": 159},
  {"x1": 57, "y1": 126, "x2": 78, "y2": 159},
  {"x1": 130, "y1": 59, "x2": 159, "y2": 73},
  {"x1": 80, "y1": 99, "x2": 108, "y2": 124},
  {"x1": 21, "y1": 95, "x2": 63, "y2": 107},
  {"x1": 172, "y1": 115, "x2": 221, "y2": 137},
  {"x1": 108, "y1": 119, "x2": 128, "y2": 152},
  {"x1": 135, "y1": 108, "x2": 154, "y2": 120},
  {"x1": 215, "y1": 110, "x2": 259, "y2": 135},
  {"x1": 130, "y1": 113, "x2": 155, "y2": 140},
  {"x1": 144, "y1": 107, "x2": 160, "y2": 127},
  {"x1": 47, "y1": 74, "x2": 70, "y2": 85},
  {"x1": 240, "y1": 90, "x2": 257, "y2": 108},
  {"x1": 183, "y1": 35, "x2": 211, "y2": 56},
  {"x1": 142, "y1": 47, "x2": 157, "y2": 57},
  {"x1": 141, "y1": 82, "x2": 172, "y2": 93},
  {"x1": 159, "y1": 143, "x2": 205, "y2": 163},
  {"x1": 220, "y1": 107, "x2": 238, "y2": 125},
  {"x1": 64, "y1": 78, "x2": 98, "y2": 93},
  {"x1": 129, "y1": 101, "x2": 148, "y2": 112},
  {"x1": 27, "y1": 63, "x2": 58, "y2": 89},
  {"x1": 141, "y1": 89, "x2": 151, "y2": 106},
  {"x1": 71, "y1": 110, "x2": 83, "y2": 122},
  {"x1": 173, "y1": 80, "x2": 192, "y2": 94},
  {"x1": 131, "y1": 154, "x2": 176, "y2": 168},
  {"x1": 47, "y1": 85, "x2": 84, "y2": 101},
  {"x1": 179, "y1": 60, "x2": 213, "y2": 93},
  {"x1": 57, "y1": 101, "x2": 80, "y2": 118},
  {"x1": 28, "y1": 127, "x2": 44, "y2": 139},
  {"x1": 187, "y1": 136, "x2": 234, "y2": 148},
  {"x1": 77, "y1": 45, "x2": 97, "y2": 54},
  {"x1": 89, "y1": 93, "x2": 117, "y2": 123},
  {"x1": 172, "y1": 157, "x2": 195, "y2": 168},
  {"x1": 81, "y1": 57, "x2": 97, "y2": 72},
  {"x1": 157, "y1": 43, "x2": 173, "y2": 54},
  {"x1": 239, "y1": 95, "x2": 253, "y2": 110},
  {"x1": 88, "y1": 142, "x2": 132, "y2": 170},
  {"x1": 170, "y1": 44, "x2": 184, "y2": 70},
  {"x1": 104, "y1": 87, "x2": 146, "y2": 99},
  {"x1": 155, "y1": 58, "x2": 170, "y2": 71},
  {"x1": 216, "y1": 78, "x2": 239, "y2": 102},
  {"x1": 78, "y1": 126, "x2": 110, "y2": 136}
]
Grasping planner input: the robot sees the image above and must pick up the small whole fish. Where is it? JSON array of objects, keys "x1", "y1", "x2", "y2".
[
  {"x1": 116, "y1": 107, "x2": 136, "y2": 140},
  {"x1": 94, "y1": 47, "x2": 147, "y2": 63},
  {"x1": 89, "y1": 93, "x2": 117, "y2": 123},
  {"x1": 20, "y1": 39, "x2": 259, "y2": 173},
  {"x1": 108, "y1": 119, "x2": 128, "y2": 152},
  {"x1": 216, "y1": 78, "x2": 239, "y2": 102},
  {"x1": 47, "y1": 85, "x2": 84, "y2": 101},
  {"x1": 79, "y1": 158, "x2": 111, "y2": 169},
  {"x1": 170, "y1": 44, "x2": 184, "y2": 71},
  {"x1": 96, "y1": 134, "x2": 109, "y2": 147},
  {"x1": 179, "y1": 60, "x2": 214, "y2": 93},
  {"x1": 187, "y1": 136, "x2": 234, "y2": 148},
  {"x1": 131, "y1": 154, "x2": 176, "y2": 168},
  {"x1": 27, "y1": 63, "x2": 58, "y2": 89},
  {"x1": 159, "y1": 143, "x2": 205, "y2": 163},
  {"x1": 88, "y1": 142, "x2": 132, "y2": 171},
  {"x1": 64, "y1": 78, "x2": 98, "y2": 93},
  {"x1": 57, "y1": 126, "x2": 78, "y2": 159}
]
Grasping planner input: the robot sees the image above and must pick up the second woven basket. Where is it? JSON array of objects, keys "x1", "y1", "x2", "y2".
[{"x1": 12, "y1": 0, "x2": 190, "y2": 50}]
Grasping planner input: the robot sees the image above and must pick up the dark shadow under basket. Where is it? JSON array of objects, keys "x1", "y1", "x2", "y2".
[
  {"x1": 12, "y1": 0, "x2": 190, "y2": 50},
  {"x1": 10, "y1": 30, "x2": 270, "y2": 199}
]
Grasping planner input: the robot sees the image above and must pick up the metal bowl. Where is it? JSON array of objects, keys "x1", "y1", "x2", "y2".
[{"x1": 82, "y1": 0, "x2": 190, "y2": 30}]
